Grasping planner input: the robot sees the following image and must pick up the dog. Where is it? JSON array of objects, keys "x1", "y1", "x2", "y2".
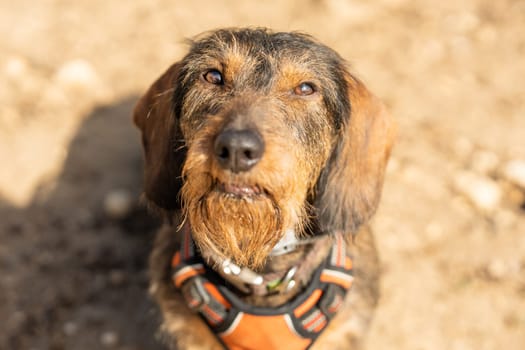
[{"x1": 133, "y1": 28, "x2": 395, "y2": 350}]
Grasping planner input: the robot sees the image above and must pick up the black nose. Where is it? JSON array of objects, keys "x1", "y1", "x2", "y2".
[{"x1": 213, "y1": 129, "x2": 264, "y2": 173}]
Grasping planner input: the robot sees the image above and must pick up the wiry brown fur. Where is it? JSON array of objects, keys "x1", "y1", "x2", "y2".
[
  {"x1": 134, "y1": 28, "x2": 395, "y2": 349},
  {"x1": 181, "y1": 96, "x2": 327, "y2": 268}
]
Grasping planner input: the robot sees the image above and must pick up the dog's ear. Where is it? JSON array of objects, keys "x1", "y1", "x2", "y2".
[
  {"x1": 315, "y1": 74, "x2": 396, "y2": 234},
  {"x1": 133, "y1": 63, "x2": 186, "y2": 213}
]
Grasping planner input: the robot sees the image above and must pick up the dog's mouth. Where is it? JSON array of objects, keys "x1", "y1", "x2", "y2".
[{"x1": 215, "y1": 182, "x2": 264, "y2": 198}]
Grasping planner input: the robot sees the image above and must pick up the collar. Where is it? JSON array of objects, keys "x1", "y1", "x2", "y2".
[
  {"x1": 176, "y1": 222, "x2": 333, "y2": 297},
  {"x1": 270, "y1": 229, "x2": 303, "y2": 256}
]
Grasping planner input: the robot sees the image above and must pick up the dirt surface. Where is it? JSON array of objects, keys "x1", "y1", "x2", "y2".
[{"x1": 1, "y1": 0, "x2": 524, "y2": 349}]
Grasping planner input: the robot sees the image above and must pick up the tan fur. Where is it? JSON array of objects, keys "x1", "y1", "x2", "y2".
[
  {"x1": 181, "y1": 98, "x2": 321, "y2": 269},
  {"x1": 134, "y1": 28, "x2": 395, "y2": 349}
]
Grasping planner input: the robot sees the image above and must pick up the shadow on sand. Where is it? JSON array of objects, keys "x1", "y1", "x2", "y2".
[{"x1": 0, "y1": 97, "x2": 166, "y2": 349}]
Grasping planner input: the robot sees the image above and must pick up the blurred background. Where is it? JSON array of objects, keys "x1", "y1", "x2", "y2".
[{"x1": 1, "y1": 0, "x2": 524, "y2": 349}]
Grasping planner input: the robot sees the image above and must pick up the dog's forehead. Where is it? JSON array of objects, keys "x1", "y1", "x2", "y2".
[
  {"x1": 177, "y1": 29, "x2": 350, "y2": 130},
  {"x1": 186, "y1": 29, "x2": 343, "y2": 81}
]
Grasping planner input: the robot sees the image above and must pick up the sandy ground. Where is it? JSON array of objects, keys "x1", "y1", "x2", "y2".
[{"x1": 1, "y1": 0, "x2": 524, "y2": 349}]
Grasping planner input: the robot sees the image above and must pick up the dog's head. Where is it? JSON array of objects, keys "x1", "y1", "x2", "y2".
[{"x1": 134, "y1": 28, "x2": 395, "y2": 269}]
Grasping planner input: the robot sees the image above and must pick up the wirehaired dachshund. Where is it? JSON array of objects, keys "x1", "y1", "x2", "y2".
[{"x1": 133, "y1": 28, "x2": 395, "y2": 350}]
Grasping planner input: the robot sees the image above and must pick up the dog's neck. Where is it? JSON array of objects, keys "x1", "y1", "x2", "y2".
[
  {"x1": 200, "y1": 228, "x2": 333, "y2": 308},
  {"x1": 241, "y1": 238, "x2": 332, "y2": 307}
]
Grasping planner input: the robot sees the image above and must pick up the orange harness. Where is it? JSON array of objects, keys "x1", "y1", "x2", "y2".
[{"x1": 171, "y1": 227, "x2": 354, "y2": 350}]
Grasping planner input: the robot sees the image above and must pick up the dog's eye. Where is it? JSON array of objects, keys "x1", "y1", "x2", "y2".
[
  {"x1": 203, "y1": 70, "x2": 223, "y2": 85},
  {"x1": 294, "y1": 82, "x2": 316, "y2": 96}
]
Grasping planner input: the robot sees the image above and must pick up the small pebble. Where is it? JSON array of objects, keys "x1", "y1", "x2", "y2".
[
  {"x1": 420, "y1": 40, "x2": 445, "y2": 63},
  {"x1": 502, "y1": 159, "x2": 525, "y2": 189},
  {"x1": 63, "y1": 321, "x2": 78, "y2": 336},
  {"x1": 4, "y1": 56, "x2": 28, "y2": 79},
  {"x1": 54, "y1": 59, "x2": 102, "y2": 90},
  {"x1": 104, "y1": 189, "x2": 134, "y2": 219},
  {"x1": 486, "y1": 259, "x2": 507, "y2": 280},
  {"x1": 453, "y1": 137, "x2": 473, "y2": 159},
  {"x1": 470, "y1": 149, "x2": 499, "y2": 174},
  {"x1": 7, "y1": 311, "x2": 27, "y2": 329},
  {"x1": 453, "y1": 171, "x2": 502, "y2": 212},
  {"x1": 401, "y1": 165, "x2": 428, "y2": 185},
  {"x1": 450, "y1": 35, "x2": 472, "y2": 57},
  {"x1": 109, "y1": 269, "x2": 127, "y2": 287},
  {"x1": 75, "y1": 209, "x2": 96, "y2": 228},
  {"x1": 424, "y1": 222, "x2": 444, "y2": 241},
  {"x1": 504, "y1": 312, "x2": 520, "y2": 328},
  {"x1": 36, "y1": 252, "x2": 55, "y2": 269},
  {"x1": 100, "y1": 331, "x2": 119, "y2": 347},
  {"x1": 458, "y1": 12, "x2": 480, "y2": 32}
]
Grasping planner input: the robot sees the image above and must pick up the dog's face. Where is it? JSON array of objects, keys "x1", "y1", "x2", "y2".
[{"x1": 134, "y1": 29, "x2": 395, "y2": 270}]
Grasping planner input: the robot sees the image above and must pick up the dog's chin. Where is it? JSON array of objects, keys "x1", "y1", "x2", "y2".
[{"x1": 185, "y1": 183, "x2": 284, "y2": 270}]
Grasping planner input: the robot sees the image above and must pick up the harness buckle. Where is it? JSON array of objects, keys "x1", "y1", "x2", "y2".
[{"x1": 220, "y1": 259, "x2": 264, "y2": 293}]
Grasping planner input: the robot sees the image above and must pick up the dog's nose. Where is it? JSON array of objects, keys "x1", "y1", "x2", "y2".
[{"x1": 213, "y1": 129, "x2": 264, "y2": 173}]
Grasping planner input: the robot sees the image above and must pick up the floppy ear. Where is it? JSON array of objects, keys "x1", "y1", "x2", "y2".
[
  {"x1": 133, "y1": 63, "x2": 186, "y2": 212},
  {"x1": 315, "y1": 74, "x2": 396, "y2": 234}
]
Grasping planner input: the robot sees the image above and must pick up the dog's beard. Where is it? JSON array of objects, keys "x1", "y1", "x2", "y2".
[
  {"x1": 185, "y1": 189, "x2": 284, "y2": 270},
  {"x1": 181, "y1": 128, "x2": 308, "y2": 271}
]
